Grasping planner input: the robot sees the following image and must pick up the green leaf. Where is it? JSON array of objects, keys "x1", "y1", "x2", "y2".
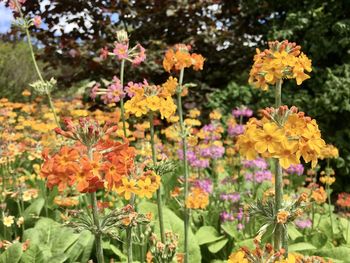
[
  {"x1": 110, "y1": 244, "x2": 127, "y2": 261},
  {"x1": 208, "y1": 238, "x2": 228, "y2": 254},
  {"x1": 138, "y1": 201, "x2": 201, "y2": 262},
  {"x1": 23, "y1": 197, "x2": 45, "y2": 221},
  {"x1": 20, "y1": 244, "x2": 45, "y2": 263},
  {"x1": 0, "y1": 242, "x2": 23, "y2": 263},
  {"x1": 234, "y1": 239, "x2": 254, "y2": 250},
  {"x1": 307, "y1": 232, "x2": 328, "y2": 248},
  {"x1": 317, "y1": 246, "x2": 350, "y2": 261},
  {"x1": 289, "y1": 242, "x2": 317, "y2": 252},
  {"x1": 195, "y1": 226, "x2": 223, "y2": 245},
  {"x1": 65, "y1": 230, "x2": 93, "y2": 263},
  {"x1": 288, "y1": 225, "x2": 302, "y2": 240},
  {"x1": 339, "y1": 217, "x2": 350, "y2": 243},
  {"x1": 221, "y1": 223, "x2": 237, "y2": 239}
]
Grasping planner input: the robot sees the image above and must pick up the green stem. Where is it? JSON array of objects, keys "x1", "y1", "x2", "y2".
[
  {"x1": 88, "y1": 149, "x2": 104, "y2": 263},
  {"x1": 326, "y1": 184, "x2": 334, "y2": 239},
  {"x1": 311, "y1": 203, "x2": 315, "y2": 231},
  {"x1": 274, "y1": 79, "x2": 286, "y2": 253},
  {"x1": 119, "y1": 59, "x2": 127, "y2": 137},
  {"x1": 176, "y1": 68, "x2": 190, "y2": 263},
  {"x1": 90, "y1": 192, "x2": 104, "y2": 263},
  {"x1": 14, "y1": 0, "x2": 60, "y2": 128},
  {"x1": 126, "y1": 195, "x2": 135, "y2": 263},
  {"x1": 149, "y1": 113, "x2": 165, "y2": 243}
]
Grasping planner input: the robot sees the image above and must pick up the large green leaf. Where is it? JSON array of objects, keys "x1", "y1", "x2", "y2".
[
  {"x1": 339, "y1": 217, "x2": 350, "y2": 243},
  {"x1": 138, "y1": 201, "x2": 201, "y2": 262},
  {"x1": 20, "y1": 244, "x2": 45, "y2": 263},
  {"x1": 23, "y1": 218, "x2": 81, "y2": 262},
  {"x1": 0, "y1": 242, "x2": 23, "y2": 263},
  {"x1": 316, "y1": 246, "x2": 350, "y2": 261},
  {"x1": 195, "y1": 226, "x2": 224, "y2": 245},
  {"x1": 288, "y1": 225, "x2": 302, "y2": 240},
  {"x1": 65, "y1": 230, "x2": 93, "y2": 263},
  {"x1": 208, "y1": 238, "x2": 228, "y2": 254},
  {"x1": 23, "y1": 198, "x2": 45, "y2": 221},
  {"x1": 221, "y1": 223, "x2": 238, "y2": 239},
  {"x1": 289, "y1": 242, "x2": 317, "y2": 252}
]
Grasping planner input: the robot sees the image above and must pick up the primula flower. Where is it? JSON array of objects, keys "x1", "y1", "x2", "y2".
[
  {"x1": 3, "y1": 216, "x2": 15, "y2": 227},
  {"x1": 33, "y1": 16, "x2": 41, "y2": 28},
  {"x1": 277, "y1": 210, "x2": 290, "y2": 224},
  {"x1": 186, "y1": 187, "x2": 209, "y2": 209},
  {"x1": 228, "y1": 251, "x2": 248, "y2": 263},
  {"x1": 163, "y1": 44, "x2": 205, "y2": 72},
  {"x1": 116, "y1": 178, "x2": 138, "y2": 200},
  {"x1": 249, "y1": 40, "x2": 312, "y2": 90},
  {"x1": 312, "y1": 187, "x2": 327, "y2": 204},
  {"x1": 254, "y1": 122, "x2": 284, "y2": 154}
]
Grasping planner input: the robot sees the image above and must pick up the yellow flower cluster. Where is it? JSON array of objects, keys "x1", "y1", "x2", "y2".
[
  {"x1": 319, "y1": 144, "x2": 339, "y2": 159},
  {"x1": 249, "y1": 40, "x2": 312, "y2": 90},
  {"x1": 124, "y1": 77, "x2": 177, "y2": 120},
  {"x1": 237, "y1": 107, "x2": 326, "y2": 169},
  {"x1": 186, "y1": 187, "x2": 209, "y2": 209},
  {"x1": 115, "y1": 171, "x2": 161, "y2": 200}
]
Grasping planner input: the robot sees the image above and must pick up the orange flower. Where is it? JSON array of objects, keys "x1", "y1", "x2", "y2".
[
  {"x1": 312, "y1": 187, "x2": 327, "y2": 204},
  {"x1": 277, "y1": 210, "x2": 290, "y2": 224},
  {"x1": 163, "y1": 44, "x2": 205, "y2": 72}
]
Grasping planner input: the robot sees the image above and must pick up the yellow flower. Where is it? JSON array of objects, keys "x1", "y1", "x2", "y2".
[
  {"x1": 277, "y1": 210, "x2": 290, "y2": 224},
  {"x1": 3, "y1": 215, "x2": 14, "y2": 227},
  {"x1": 137, "y1": 178, "x2": 155, "y2": 199},
  {"x1": 116, "y1": 178, "x2": 138, "y2": 200},
  {"x1": 254, "y1": 122, "x2": 284, "y2": 154},
  {"x1": 227, "y1": 251, "x2": 248, "y2": 263},
  {"x1": 320, "y1": 176, "x2": 336, "y2": 185},
  {"x1": 277, "y1": 139, "x2": 299, "y2": 169},
  {"x1": 145, "y1": 95, "x2": 161, "y2": 112},
  {"x1": 312, "y1": 187, "x2": 327, "y2": 204},
  {"x1": 16, "y1": 217, "x2": 24, "y2": 227}
]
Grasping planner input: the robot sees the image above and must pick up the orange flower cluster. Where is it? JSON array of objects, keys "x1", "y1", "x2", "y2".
[
  {"x1": 41, "y1": 117, "x2": 136, "y2": 193},
  {"x1": 41, "y1": 139, "x2": 135, "y2": 193},
  {"x1": 311, "y1": 187, "x2": 327, "y2": 204},
  {"x1": 336, "y1": 193, "x2": 350, "y2": 209},
  {"x1": 237, "y1": 106, "x2": 325, "y2": 169},
  {"x1": 249, "y1": 40, "x2": 312, "y2": 90},
  {"x1": 185, "y1": 187, "x2": 209, "y2": 209},
  {"x1": 163, "y1": 44, "x2": 205, "y2": 72}
]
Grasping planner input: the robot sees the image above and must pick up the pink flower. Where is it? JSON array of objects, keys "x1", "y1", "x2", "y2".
[
  {"x1": 90, "y1": 83, "x2": 100, "y2": 100},
  {"x1": 100, "y1": 46, "x2": 109, "y2": 60},
  {"x1": 33, "y1": 16, "x2": 41, "y2": 28},
  {"x1": 132, "y1": 44, "x2": 146, "y2": 65},
  {"x1": 113, "y1": 43, "x2": 129, "y2": 60},
  {"x1": 102, "y1": 76, "x2": 125, "y2": 104}
]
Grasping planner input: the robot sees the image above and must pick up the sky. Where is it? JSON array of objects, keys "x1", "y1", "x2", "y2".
[{"x1": 0, "y1": 2, "x2": 12, "y2": 33}]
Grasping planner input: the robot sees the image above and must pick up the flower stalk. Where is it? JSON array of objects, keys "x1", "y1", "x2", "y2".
[
  {"x1": 176, "y1": 68, "x2": 190, "y2": 263},
  {"x1": 273, "y1": 79, "x2": 286, "y2": 253},
  {"x1": 14, "y1": 0, "x2": 60, "y2": 128},
  {"x1": 119, "y1": 59, "x2": 127, "y2": 137},
  {"x1": 87, "y1": 148, "x2": 104, "y2": 263},
  {"x1": 149, "y1": 113, "x2": 166, "y2": 243}
]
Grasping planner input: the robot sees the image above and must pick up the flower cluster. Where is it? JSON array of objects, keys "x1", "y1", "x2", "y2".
[
  {"x1": 186, "y1": 187, "x2": 209, "y2": 209},
  {"x1": 91, "y1": 76, "x2": 125, "y2": 104},
  {"x1": 41, "y1": 117, "x2": 161, "y2": 199},
  {"x1": 249, "y1": 40, "x2": 312, "y2": 90},
  {"x1": 163, "y1": 44, "x2": 205, "y2": 72},
  {"x1": 337, "y1": 193, "x2": 350, "y2": 209},
  {"x1": 243, "y1": 158, "x2": 272, "y2": 183},
  {"x1": 124, "y1": 77, "x2": 178, "y2": 120},
  {"x1": 237, "y1": 106, "x2": 326, "y2": 168},
  {"x1": 100, "y1": 30, "x2": 146, "y2": 65},
  {"x1": 285, "y1": 164, "x2": 304, "y2": 176},
  {"x1": 228, "y1": 240, "x2": 330, "y2": 263},
  {"x1": 148, "y1": 232, "x2": 179, "y2": 263}
]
